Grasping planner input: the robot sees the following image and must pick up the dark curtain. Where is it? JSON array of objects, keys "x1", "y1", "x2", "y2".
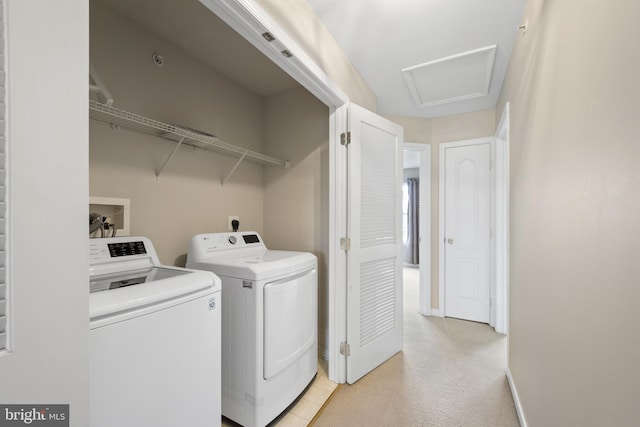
[{"x1": 405, "y1": 178, "x2": 419, "y2": 265}]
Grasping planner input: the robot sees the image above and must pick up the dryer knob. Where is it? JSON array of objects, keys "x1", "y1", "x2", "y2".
[{"x1": 228, "y1": 236, "x2": 237, "y2": 245}]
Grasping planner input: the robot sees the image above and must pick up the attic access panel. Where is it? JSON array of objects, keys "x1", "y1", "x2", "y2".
[{"x1": 402, "y1": 45, "x2": 497, "y2": 108}]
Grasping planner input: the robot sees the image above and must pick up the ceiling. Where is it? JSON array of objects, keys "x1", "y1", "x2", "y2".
[
  {"x1": 306, "y1": 0, "x2": 526, "y2": 118},
  {"x1": 100, "y1": 0, "x2": 526, "y2": 118}
]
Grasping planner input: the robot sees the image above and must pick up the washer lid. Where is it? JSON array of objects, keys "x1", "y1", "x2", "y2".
[
  {"x1": 188, "y1": 250, "x2": 317, "y2": 281},
  {"x1": 89, "y1": 266, "x2": 220, "y2": 321}
]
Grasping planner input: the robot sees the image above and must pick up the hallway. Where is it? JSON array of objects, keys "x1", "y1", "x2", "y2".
[{"x1": 313, "y1": 268, "x2": 519, "y2": 426}]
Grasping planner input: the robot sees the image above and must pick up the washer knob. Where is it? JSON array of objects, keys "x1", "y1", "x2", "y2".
[{"x1": 228, "y1": 236, "x2": 237, "y2": 244}]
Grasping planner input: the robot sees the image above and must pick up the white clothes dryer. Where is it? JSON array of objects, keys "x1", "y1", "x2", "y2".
[
  {"x1": 89, "y1": 236, "x2": 222, "y2": 427},
  {"x1": 186, "y1": 232, "x2": 317, "y2": 427}
]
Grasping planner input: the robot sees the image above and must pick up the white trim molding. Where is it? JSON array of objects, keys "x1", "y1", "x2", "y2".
[
  {"x1": 328, "y1": 104, "x2": 349, "y2": 383},
  {"x1": 426, "y1": 308, "x2": 443, "y2": 318},
  {"x1": 506, "y1": 368, "x2": 528, "y2": 427},
  {"x1": 402, "y1": 45, "x2": 497, "y2": 108},
  {"x1": 493, "y1": 103, "x2": 510, "y2": 335},
  {"x1": 198, "y1": 0, "x2": 348, "y2": 109}
]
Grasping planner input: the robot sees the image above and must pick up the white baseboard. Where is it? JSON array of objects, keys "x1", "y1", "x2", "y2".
[
  {"x1": 420, "y1": 308, "x2": 436, "y2": 316},
  {"x1": 506, "y1": 367, "x2": 527, "y2": 427},
  {"x1": 427, "y1": 308, "x2": 444, "y2": 317}
]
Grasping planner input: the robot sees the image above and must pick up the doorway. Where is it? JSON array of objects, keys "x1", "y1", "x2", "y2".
[
  {"x1": 437, "y1": 132, "x2": 509, "y2": 333},
  {"x1": 173, "y1": 0, "x2": 408, "y2": 384},
  {"x1": 403, "y1": 143, "x2": 431, "y2": 315}
]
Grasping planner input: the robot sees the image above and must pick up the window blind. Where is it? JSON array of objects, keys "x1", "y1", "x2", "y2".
[{"x1": 0, "y1": 0, "x2": 7, "y2": 351}]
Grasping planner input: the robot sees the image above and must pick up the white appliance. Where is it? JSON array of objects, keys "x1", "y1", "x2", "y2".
[
  {"x1": 89, "y1": 236, "x2": 222, "y2": 427},
  {"x1": 186, "y1": 232, "x2": 317, "y2": 427}
]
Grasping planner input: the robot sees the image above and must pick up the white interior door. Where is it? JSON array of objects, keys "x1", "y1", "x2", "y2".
[
  {"x1": 444, "y1": 142, "x2": 491, "y2": 323},
  {"x1": 345, "y1": 103, "x2": 403, "y2": 384}
]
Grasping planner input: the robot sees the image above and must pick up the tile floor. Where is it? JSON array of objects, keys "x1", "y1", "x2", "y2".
[{"x1": 222, "y1": 360, "x2": 338, "y2": 427}]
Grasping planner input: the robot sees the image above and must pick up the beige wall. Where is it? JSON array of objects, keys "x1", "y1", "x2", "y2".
[
  {"x1": 388, "y1": 110, "x2": 496, "y2": 310},
  {"x1": 498, "y1": 0, "x2": 640, "y2": 425},
  {"x1": 263, "y1": 87, "x2": 330, "y2": 356},
  {"x1": 384, "y1": 115, "x2": 432, "y2": 144},
  {"x1": 255, "y1": 0, "x2": 376, "y2": 110},
  {"x1": 90, "y1": 0, "x2": 266, "y2": 265},
  {"x1": 431, "y1": 110, "x2": 496, "y2": 144}
]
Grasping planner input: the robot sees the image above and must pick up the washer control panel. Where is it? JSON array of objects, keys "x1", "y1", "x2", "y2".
[
  {"x1": 107, "y1": 241, "x2": 147, "y2": 257},
  {"x1": 89, "y1": 236, "x2": 160, "y2": 272}
]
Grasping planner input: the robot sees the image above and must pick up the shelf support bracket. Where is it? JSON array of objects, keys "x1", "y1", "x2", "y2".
[
  {"x1": 221, "y1": 151, "x2": 247, "y2": 186},
  {"x1": 89, "y1": 63, "x2": 114, "y2": 107},
  {"x1": 155, "y1": 136, "x2": 186, "y2": 181}
]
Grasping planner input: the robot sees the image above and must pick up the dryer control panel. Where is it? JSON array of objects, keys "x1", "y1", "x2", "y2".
[
  {"x1": 223, "y1": 233, "x2": 260, "y2": 246},
  {"x1": 187, "y1": 232, "x2": 266, "y2": 263}
]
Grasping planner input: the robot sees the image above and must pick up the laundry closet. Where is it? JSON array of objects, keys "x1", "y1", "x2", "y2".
[{"x1": 89, "y1": 0, "x2": 331, "y2": 357}]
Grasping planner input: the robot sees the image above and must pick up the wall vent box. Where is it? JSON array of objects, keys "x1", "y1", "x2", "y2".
[{"x1": 89, "y1": 197, "x2": 130, "y2": 237}]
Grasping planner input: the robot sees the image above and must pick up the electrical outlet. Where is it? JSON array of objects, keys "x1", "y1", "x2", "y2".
[{"x1": 228, "y1": 216, "x2": 239, "y2": 231}]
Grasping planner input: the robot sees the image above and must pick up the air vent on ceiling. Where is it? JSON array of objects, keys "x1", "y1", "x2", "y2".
[{"x1": 402, "y1": 45, "x2": 497, "y2": 108}]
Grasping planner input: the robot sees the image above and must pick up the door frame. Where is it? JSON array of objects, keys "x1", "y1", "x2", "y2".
[
  {"x1": 494, "y1": 104, "x2": 510, "y2": 336},
  {"x1": 329, "y1": 104, "x2": 349, "y2": 383},
  {"x1": 403, "y1": 143, "x2": 431, "y2": 315},
  {"x1": 438, "y1": 137, "x2": 506, "y2": 325}
]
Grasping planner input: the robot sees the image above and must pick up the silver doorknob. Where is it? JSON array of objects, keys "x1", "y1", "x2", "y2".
[{"x1": 447, "y1": 238, "x2": 454, "y2": 244}]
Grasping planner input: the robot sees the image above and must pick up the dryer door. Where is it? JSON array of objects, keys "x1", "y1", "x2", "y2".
[{"x1": 263, "y1": 268, "x2": 317, "y2": 380}]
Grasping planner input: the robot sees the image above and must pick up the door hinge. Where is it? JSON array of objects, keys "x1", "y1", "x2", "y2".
[
  {"x1": 340, "y1": 237, "x2": 351, "y2": 251},
  {"x1": 340, "y1": 342, "x2": 351, "y2": 356},
  {"x1": 489, "y1": 159, "x2": 492, "y2": 170},
  {"x1": 340, "y1": 131, "x2": 351, "y2": 146}
]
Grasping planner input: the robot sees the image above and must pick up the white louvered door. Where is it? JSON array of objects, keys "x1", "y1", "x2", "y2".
[{"x1": 346, "y1": 103, "x2": 403, "y2": 384}]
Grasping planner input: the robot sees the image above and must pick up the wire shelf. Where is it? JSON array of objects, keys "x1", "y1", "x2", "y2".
[{"x1": 89, "y1": 100, "x2": 289, "y2": 169}]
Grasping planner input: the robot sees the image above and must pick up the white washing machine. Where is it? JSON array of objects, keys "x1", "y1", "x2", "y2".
[
  {"x1": 89, "y1": 236, "x2": 222, "y2": 427},
  {"x1": 186, "y1": 232, "x2": 317, "y2": 427}
]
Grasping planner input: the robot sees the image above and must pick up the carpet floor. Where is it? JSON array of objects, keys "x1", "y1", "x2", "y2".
[{"x1": 312, "y1": 267, "x2": 520, "y2": 427}]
